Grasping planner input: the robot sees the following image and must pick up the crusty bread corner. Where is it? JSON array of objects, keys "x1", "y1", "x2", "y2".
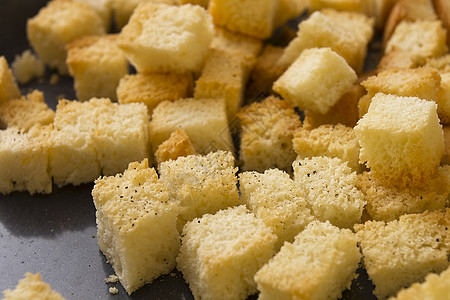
[
  {"x1": 154, "y1": 128, "x2": 197, "y2": 166},
  {"x1": 2, "y1": 273, "x2": 66, "y2": 300}
]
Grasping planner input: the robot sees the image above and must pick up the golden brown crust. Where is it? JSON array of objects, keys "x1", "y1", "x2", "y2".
[{"x1": 155, "y1": 129, "x2": 197, "y2": 165}]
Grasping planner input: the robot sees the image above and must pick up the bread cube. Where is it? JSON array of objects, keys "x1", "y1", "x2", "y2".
[
  {"x1": 66, "y1": 35, "x2": 129, "y2": 101},
  {"x1": 278, "y1": 10, "x2": 374, "y2": 73},
  {"x1": 390, "y1": 266, "x2": 450, "y2": 300},
  {"x1": 0, "y1": 56, "x2": 21, "y2": 103},
  {"x1": 117, "y1": 72, "x2": 193, "y2": 116},
  {"x1": 293, "y1": 156, "x2": 366, "y2": 228},
  {"x1": 154, "y1": 128, "x2": 196, "y2": 165},
  {"x1": 274, "y1": 47, "x2": 357, "y2": 115},
  {"x1": 354, "y1": 210, "x2": 450, "y2": 299},
  {"x1": 27, "y1": 0, "x2": 105, "y2": 74},
  {"x1": 255, "y1": 220, "x2": 361, "y2": 300},
  {"x1": 237, "y1": 96, "x2": 301, "y2": 172},
  {"x1": 149, "y1": 98, "x2": 234, "y2": 154},
  {"x1": 0, "y1": 125, "x2": 52, "y2": 195},
  {"x1": 239, "y1": 169, "x2": 314, "y2": 250},
  {"x1": 208, "y1": 0, "x2": 279, "y2": 39},
  {"x1": 354, "y1": 93, "x2": 444, "y2": 187},
  {"x1": 436, "y1": 72, "x2": 450, "y2": 124},
  {"x1": 377, "y1": 48, "x2": 422, "y2": 71},
  {"x1": 194, "y1": 49, "x2": 254, "y2": 122},
  {"x1": 357, "y1": 167, "x2": 450, "y2": 221},
  {"x1": 92, "y1": 159, "x2": 179, "y2": 294},
  {"x1": 273, "y1": 0, "x2": 308, "y2": 28},
  {"x1": 210, "y1": 26, "x2": 262, "y2": 59},
  {"x1": 11, "y1": 50, "x2": 45, "y2": 84},
  {"x1": 0, "y1": 90, "x2": 54, "y2": 131},
  {"x1": 118, "y1": 3, "x2": 214, "y2": 73},
  {"x1": 3, "y1": 273, "x2": 65, "y2": 300},
  {"x1": 385, "y1": 20, "x2": 448, "y2": 64},
  {"x1": 293, "y1": 124, "x2": 362, "y2": 172},
  {"x1": 159, "y1": 150, "x2": 240, "y2": 230},
  {"x1": 177, "y1": 205, "x2": 277, "y2": 300},
  {"x1": 425, "y1": 53, "x2": 450, "y2": 73}
]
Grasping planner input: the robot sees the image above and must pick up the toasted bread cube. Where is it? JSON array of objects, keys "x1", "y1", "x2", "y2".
[
  {"x1": 237, "y1": 96, "x2": 301, "y2": 172},
  {"x1": 293, "y1": 156, "x2": 366, "y2": 228},
  {"x1": 255, "y1": 220, "x2": 361, "y2": 300},
  {"x1": 194, "y1": 49, "x2": 254, "y2": 122},
  {"x1": 377, "y1": 48, "x2": 422, "y2": 71},
  {"x1": 154, "y1": 129, "x2": 196, "y2": 165},
  {"x1": 66, "y1": 35, "x2": 128, "y2": 102},
  {"x1": 0, "y1": 125, "x2": 52, "y2": 195},
  {"x1": 11, "y1": 50, "x2": 45, "y2": 85},
  {"x1": 27, "y1": 0, "x2": 105, "y2": 74},
  {"x1": 211, "y1": 27, "x2": 262, "y2": 59},
  {"x1": 0, "y1": 57, "x2": 21, "y2": 103},
  {"x1": 177, "y1": 206, "x2": 277, "y2": 300},
  {"x1": 118, "y1": 3, "x2": 214, "y2": 74},
  {"x1": 354, "y1": 210, "x2": 450, "y2": 299},
  {"x1": 293, "y1": 124, "x2": 362, "y2": 172},
  {"x1": 436, "y1": 72, "x2": 450, "y2": 124},
  {"x1": 208, "y1": 0, "x2": 279, "y2": 39},
  {"x1": 239, "y1": 169, "x2": 314, "y2": 250},
  {"x1": 0, "y1": 90, "x2": 54, "y2": 131},
  {"x1": 3, "y1": 273, "x2": 65, "y2": 300},
  {"x1": 390, "y1": 266, "x2": 450, "y2": 300},
  {"x1": 92, "y1": 159, "x2": 179, "y2": 294},
  {"x1": 443, "y1": 125, "x2": 450, "y2": 164},
  {"x1": 278, "y1": 10, "x2": 374, "y2": 73},
  {"x1": 117, "y1": 72, "x2": 192, "y2": 116},
  {"x1": 149, "y1": 98, "x2": 234, "y2": 154},
  {"x1": 385, "y1": 20, "x2": 448, "y2": 64},
  {"x1": 425, "y1": 53, "x2": 450, "y2": 73},
  {"x1": 355, "y1": 93, "x2": 444, "y2": 187},
  {"x1": 357, "y1": 167, "x2": 450, "y2": 221},
  {"x1": 274, "y1": 47, "x2": 357, "y2": 115},
  {"x1": 159, "y1": 151, "x2": 240, "y2": 229}
]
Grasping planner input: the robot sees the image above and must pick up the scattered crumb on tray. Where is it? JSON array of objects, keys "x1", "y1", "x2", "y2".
[
  {"x1": 105, "y1": 274, "x2": 119, "y2": 283},
  {"x1": 109, "y1": 287, "x2": 119, "y2": 294},
  {"x1": 50, "y1": 74, "x2": 59, "y2": 85}
]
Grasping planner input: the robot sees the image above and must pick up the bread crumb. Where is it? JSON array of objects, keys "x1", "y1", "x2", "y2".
[
  {"x1": 50, "y1": 74, "x2": 59, "y2": 85},
  {"x1": 12, "y1": 50, "x2": 45, "y2": 84},
  {"x1": 108, "y1": 287, "x2": 118, "y2": 294},
  {"x1": 105, "y1": 274, "x2": 119, "y2": 283}
]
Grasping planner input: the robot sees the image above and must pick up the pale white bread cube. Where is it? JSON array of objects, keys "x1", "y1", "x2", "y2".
[
  {"x1": 92, "y1": 159, "x2": 179, "y2": 294},
  {"x1": 176, "y1": 205, "x2": 277, "y2": 300},
  {"x1": 274, "y1": 47, "x2": 357, "y2": 115},
  {"x1": 159, "y1": 150, "x2": 240, "y2": 230},
  {"x1": 239, "y1": 169, "x2": 314, "y2": 250},
  {"x1": 2, "y1": 273, "x2": 65, "y2": 300},
  {"x1": 66, "y1": 35, "x2": 129, "y2": 102},
  {"x1": 118, "y1": 3, "x2": 214, "y2": 73},
  {"x1": 354, "y1": 209, "x2": 450, "y2": 300},
  {"x1": 354, "y1": 93, "x2": 444, "y2": 187},
  {"x1": 293, "y1": 156, "x2": 366, "y2": 228},
  {"x1": 0, "y1": 56, "x2": 21, "y2": 103},
  {"x1": 208, "y1": 0, "x2": 279, "y2": 39},
  {"x1": 254, "y1": 220, "x2": 361, "y2": 300},
  {"x1": 149, "y1": 98, "x2": 234, "y2": 154},
  {"x1": 154, "y1": 128, "x2": 196, "y2": 166},
  {"x1": 27, "y1": 0, "x2": 105, "y2": 74},
  {"x1": 0, "y1": 125, "x2": 52, "y2": 195}
]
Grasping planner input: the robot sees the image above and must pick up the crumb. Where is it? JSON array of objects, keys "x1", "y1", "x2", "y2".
[
  {"x1": 105, "y1": 274, "x2": 119, "y2": 283},
  {"x1": 109, "y1": 287, "x2": 118, "y2": 294},
  {"x1": 92, "y1": 235, "x2": 95, "y2": 238},
  {"x1": 170, "y1": 272, "x2": 176, "y2": 277},
  {"x1": 12, "y1": 49, "x2": 45, "y2": 84},
  {"x1": 50, "y1": 74, "x2": 59, "y2": 85}
]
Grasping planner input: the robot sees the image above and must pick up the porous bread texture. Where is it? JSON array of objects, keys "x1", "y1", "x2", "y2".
[
  {"x1": 66, "y1": 34, "x2": 129, "y2": 102},
  {"x1": 154, "y1": 128, "x2": 196, "y2": 165},
  {"x1": 210, "y1": 26, "x2": 262, "y2": 59},
  {"x1": 293, "y1": 156, "x2": 366, "y2": 228},
  {"x1": 3, "y1": 273, "x2": 65, "y2": 300},
  {"x1": 159, "y1": 150, "x2": 240, "y2": 230},
  {"x1": 26, "y1": 0, "x2": 105, "y2": 74},
  {"x1": 293, "y1": 124, "x2": 362, "y2": 172},
  {"x1": 0, "y1": 90, "x2": 54, "y2": 131},
  {"x1": 354, "y1": 93, "x2": 444, "y2": 187},
  {"x1": 11, "y1": 50, "x2": 45, "y2": 84},
  {"x1": 385, "y1": 20, "x2": 448, "y2": 65},
  {"x1": 425, "y1": 53, "x2": 450, "y2": 73},
  {"x1": 239, "y1": 169, "x2": 314, "y2": 250},
  {"x1": 254, "y1": 220, "x2": 361, "y2": 300},
  {"x1": 149, "y1": 98, "x2": 234, "y2": 155},
  {"x1": 194, "y1": 49, "x2": 254, "y2": 122},
  {"x1": 358, "y1": 67, "x2": 442, "y2": 117},
  {"x1": 274, "y1": 47, "x2": 357, "y2": 115},
  {"x1": 278, "y1": 9, "x2": 374, "y2": 73},
  {"x1": 434, "y1": 0, "x2": 450, "y2": 48},
  {"x1": 0, "y1": 57, "x2": 21, "y2": 103},
  {"x1": 443, "y1": 125, "x2": 450, "y2": 164},
  {"x1": 435, "y1": 72, "x2": 450, "y2": 124},
  {"x1": 357, "y1": 166, "x2": 450, "y2": 221},
  {"x1": 389, "y1": 266, "x2": 450, "y2": 300},
  {"x1": 176, "y1": 205, "x2": 277, "y2": 300},
  {"x1": 354, "y1": 209, "x2": 450, "y2": 300},
  {"x1": 237, "y1": 96, "x2": 301, "y2": 172},
  {"x1": 0, "y1": 125, "x2": 52, "y2": 195},
  {"x1": 92, "y1": 159, "x2": 179, "y2": 294},
  {"x1": 118, "y1": 3, "x2": 214, "y2": 74},
  {"x1": 208, "y1": 0, "x2": 279, "y2": 39},
  {"x1": 117, "y1": 72, "x2": 193, "y2": 116},
  {"x1": 377, "y1": 47, "x2": 422, "y2": 71}
]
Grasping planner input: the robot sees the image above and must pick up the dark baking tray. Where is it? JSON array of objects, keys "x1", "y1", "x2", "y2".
[{"x1": 0, "y1": 1, "x2": 378, "y2": 299}]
